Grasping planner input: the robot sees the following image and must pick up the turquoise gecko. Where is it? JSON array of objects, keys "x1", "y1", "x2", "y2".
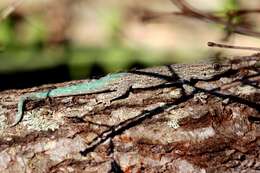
[{"x1": 11, "y1": 64, "x2": 234, "y2": 126}]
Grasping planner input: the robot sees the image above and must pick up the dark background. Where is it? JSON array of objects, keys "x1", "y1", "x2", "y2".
[{"x1": 0, "y1": 0, "x2": 260, "y2": 90}]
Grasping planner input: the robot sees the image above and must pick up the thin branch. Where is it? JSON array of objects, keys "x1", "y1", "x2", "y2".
[
  {"x1": 208, "y1": 42, "x2": 260, "y2": 52},
  {"x1": 142, "y1": 8, "x2": 260, "y2": 22},
  {"x1": 171, "y1": 0, "x2": 260, "y2": 37},
  {"x1": 228, "y1": 9, "x2": 260, "y2": 16},
  {"x1": 0, "y1": 0, "x2": 24, "y2": 22},
  {"x1": 167, "y1": 0, "x2": 260, "y2": 38}
]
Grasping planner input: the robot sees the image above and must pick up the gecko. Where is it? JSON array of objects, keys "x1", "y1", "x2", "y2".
[{"x1": 10, "y1": 63, "x2": 246, "y2": 127}]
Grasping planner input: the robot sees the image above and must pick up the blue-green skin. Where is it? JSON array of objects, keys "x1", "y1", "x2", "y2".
[
  {"x1": 12, "y1": 73, "x2": 126, "y2": 126},
  {"x1": 12, "y1": 63, "x2": 234, "y2": 127}
]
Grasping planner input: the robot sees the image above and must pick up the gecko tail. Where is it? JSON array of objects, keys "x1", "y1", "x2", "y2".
[
  {"x1": 9, "y1": 97, "x2": 25, "y2": 127},
  {"x1": 9, "y1": 91, "x2": 50, "y2": 127},
  {"x1": 9, "y1": 112, "x2": 23, "y2": 127}
]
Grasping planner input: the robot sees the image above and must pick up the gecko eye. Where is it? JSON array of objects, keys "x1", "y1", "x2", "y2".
[
  {"x1": 213, "y1": 63, "x2": 221, "y2": 71},
  {"x1": 203, "y1": 73, "x2": 207, "y2": 76}
]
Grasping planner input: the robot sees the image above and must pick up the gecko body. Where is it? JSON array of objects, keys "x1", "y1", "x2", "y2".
[{"x1": 11, "y1": 64, "x2": 232, "y2": 126}]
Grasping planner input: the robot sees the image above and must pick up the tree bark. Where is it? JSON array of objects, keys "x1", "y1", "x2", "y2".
[{"x1": 0, "y1": 63, "x2": 259, "y2": 173}]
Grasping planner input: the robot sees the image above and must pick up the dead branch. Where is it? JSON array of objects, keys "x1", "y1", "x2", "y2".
[{"x1": 0, "y1": 55, "x2": 259, "y2": 172}]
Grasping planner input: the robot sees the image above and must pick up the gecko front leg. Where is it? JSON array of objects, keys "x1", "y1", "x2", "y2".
[
  {"x1": 10, "y1": 91, "x2": 50, "y2": 127},
  {"x1": 96, "y1": 82, "x2": 132, "y2": 105}
]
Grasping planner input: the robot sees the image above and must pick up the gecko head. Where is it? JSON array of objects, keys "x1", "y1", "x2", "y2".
[{"x1": 192, "y1": 63, "x2": 231, "y2": 80}]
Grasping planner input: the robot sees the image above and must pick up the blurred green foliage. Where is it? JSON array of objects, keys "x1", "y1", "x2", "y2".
[
  {"x1": 0, "y1": 8, "x2": 172, "y2": 80},
  {"x1": 222, "y1": 0, "x2": 241, "y2": 25},
  {"x1": 223, "y1": 0, "x2": 239, "y2": 11},
  {"x1": 0, "y1": 1, "x2": 249, "y2": 83}
]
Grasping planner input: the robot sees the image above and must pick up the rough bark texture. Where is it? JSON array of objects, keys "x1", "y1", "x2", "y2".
[{"x1": 0, "y1": 63, "x2": 259, "y2": 173}]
